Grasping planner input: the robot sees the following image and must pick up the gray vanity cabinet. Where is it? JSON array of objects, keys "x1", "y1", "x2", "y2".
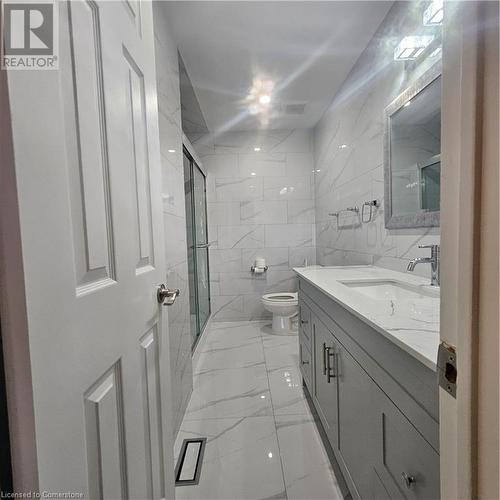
[
  {"x1": 312, "y1": 317, "x2": 339, "y2": 450},
  {"x1": 297, "y1": 277, "x2": 440, "y2": 500}
]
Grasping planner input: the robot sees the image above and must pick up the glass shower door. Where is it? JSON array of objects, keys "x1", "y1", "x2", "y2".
[
  {"x1": 192, "y1": 165, "x2": 211, "y2": 333},
  {"x1": 183, "y1": 147, "x2": 211, "y2": 348}
]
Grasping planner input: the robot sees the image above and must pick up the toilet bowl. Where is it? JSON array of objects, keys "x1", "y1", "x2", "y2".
[{"x1": 261, "y1": 292, "x2": 299, "y2": 333}]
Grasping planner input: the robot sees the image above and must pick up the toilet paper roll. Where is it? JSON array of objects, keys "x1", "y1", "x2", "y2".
[{"x1": 255, "y1": 258, "x2": 266, "y2": 268}]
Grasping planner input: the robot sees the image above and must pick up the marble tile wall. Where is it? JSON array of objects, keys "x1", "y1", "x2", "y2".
[
  {"x1": 314, "y1": 1, "x2": 440, "y2": 278},
  {"x1": 153, "y1": 5, "x2": 193, "y2": 438},
  {"x1": 192, "y1": 130, "x2": 316, "y2": 321}
]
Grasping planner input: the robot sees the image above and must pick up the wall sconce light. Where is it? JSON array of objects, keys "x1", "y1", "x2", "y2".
[
  {"x1": 394, "y1": 36, "x2": 435, "y2": 61},
  {"x1": 423, "y1": 0, "x2": 444, "y2": 26}
]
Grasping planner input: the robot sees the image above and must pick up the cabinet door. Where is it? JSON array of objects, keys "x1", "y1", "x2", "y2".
[
  {"x1": 299, "y1": 339, "x2": 312, "y2": 391},
  {"x1": 373, "y1": 387, "x2": 440, "y2": 500},
  {"x1": 312, "y1": 318, "x2": 339, "y2": 449},
  {"x1": 337, "y1": 344, "x2": 378, "y2": 499},
  {"x1": 298, "y1": 301, "x2": 312, "y2": 351}
]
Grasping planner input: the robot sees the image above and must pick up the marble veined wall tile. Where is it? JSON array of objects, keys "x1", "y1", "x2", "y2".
[
  {"x1": 239, "y1": 153, "x2": 287, "y2": 178},
  {"x1": 313, "y1": 2, "x2": 440, "y2": 278},
  {"x1": 218, "y1": 225, "x2": 265, "y2": 249},
  {"x1": 195, "y1": 129, "x2": 315, "y2": 321},
  {"x1": 153, "y1": 5, "x2": 192, "y2": 439},
  {"x1": 264, "y1": 176, "x2": 313, "y2": 201},
  {"x1": 216, "y1": 177, "x2": 264, "y2": 202},
  {"x1": 288, "y1": 200, "x2": 315, "y2": 224},
  {"x1": 241, "y1": 200, "x2": 287, "y2": 225},
  {"x1": 265, "y1": 224, "x2": 314, "y2": 248},
  {"x1": 207, "y1": 201, "x2": 241, "y2": 226}
]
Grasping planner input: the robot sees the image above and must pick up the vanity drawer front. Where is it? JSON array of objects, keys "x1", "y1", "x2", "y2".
[
  {"x1": 374, "y1": 388, "x2": 440, "y2": 500},
  {"x1": 298, "y1": 302, "x2": 312, "y2": 348},
  {"x1": 299, "y1": 339, "x2": 312, "y2": 389}
]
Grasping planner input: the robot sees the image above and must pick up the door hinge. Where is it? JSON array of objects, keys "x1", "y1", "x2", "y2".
[{"x1": 437, "y1": 341, "x2": 457, "y2": 398}]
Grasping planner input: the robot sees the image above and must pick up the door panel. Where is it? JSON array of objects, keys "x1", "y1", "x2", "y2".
[
  {"x1": 337, "y1": 344, "x2": 377, "y2": 499},
  {"x1": 84, "y1": 363, "x2": 127, "y2": 500},
  {"x1": 140, "y1": 327, "x2": 165, "y2": 500},
  {"x1": 64, "y1": 0, "x2": 116, "y2": 294},
  {"x1": 374, "y1": 387, "x2": 440, "y2": 500},
  {"x1": 6, "y1": 1, "x2": 174, "y2": 497},
  {"x1": 124, "y1": 46, "x2": 155, "y2": 272}
]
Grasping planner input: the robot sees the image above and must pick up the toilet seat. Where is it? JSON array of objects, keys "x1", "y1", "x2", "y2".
[{"x1": 261, "y1": 292, "x2": 298, "y2": 304}]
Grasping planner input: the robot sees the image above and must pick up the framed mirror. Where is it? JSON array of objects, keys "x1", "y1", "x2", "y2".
[{"x1": 384, "y1": 63, "x2": 441, "y2": 229}]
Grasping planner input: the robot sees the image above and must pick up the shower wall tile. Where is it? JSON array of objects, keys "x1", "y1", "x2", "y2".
[
  {"x1": 218, "y1": 225, "x2": 265, "y2": 249},
  {"x1": 313, "y1": 2, "x2": 440, "y2": 278},
  {"x1": 240, "y1": 200, "x2": 287, "y2": 225},
  {"x1": 265, "y1": 224, "x2": 314, "y2": 248},
  {"x1": 216, "y1": 177, "x2": 264, "y2": 202},
  {"x1": 194, "y1": 129, "x2": 316, "y2": 321},
  {"x1": 264, "y1": 176, "x2": 313, "y2": 201},
  {"x1": 239, "y1": 153, "x2": 287, "y2": 177},
  {"x1": 208, "y1": 202, "x2": 241, "y2": 226},
  {"x1": 153, "y1": 6, "x2": 193, "y2": 439},
  {"x1": 287, "y1": 200, "x2": 315, "y2": 224}
]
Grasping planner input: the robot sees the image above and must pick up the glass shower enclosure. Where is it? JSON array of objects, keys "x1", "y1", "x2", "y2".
[{"x1": 183, "y1": 147, "x2": 211, "y2": 348}]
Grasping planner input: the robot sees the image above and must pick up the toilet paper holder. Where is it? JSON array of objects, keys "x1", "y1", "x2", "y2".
[{"x1": 251, "y1": 264, "x2": 269, "y2": 273}]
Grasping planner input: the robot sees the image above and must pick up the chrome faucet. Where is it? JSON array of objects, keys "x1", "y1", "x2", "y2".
[{"x1": 407, "y1": 244, "x2": 440, "y2": 286}]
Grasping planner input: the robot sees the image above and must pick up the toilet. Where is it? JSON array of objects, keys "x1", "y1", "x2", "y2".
[{"x1": 261, "y1": 292, "x2": 299, "y2": 333}]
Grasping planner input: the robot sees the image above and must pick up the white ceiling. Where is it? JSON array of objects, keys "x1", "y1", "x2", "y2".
[{"x1": 163, "y1": 1, "x2": 393, "y2": 132}]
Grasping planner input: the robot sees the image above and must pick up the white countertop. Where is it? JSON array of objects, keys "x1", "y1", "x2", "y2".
[{"x1": 293, "y1": 265, "x2": 440, "y2": 370}]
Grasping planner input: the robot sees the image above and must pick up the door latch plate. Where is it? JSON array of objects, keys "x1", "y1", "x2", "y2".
[{"x1": 437, "y1": 341, "x2": 457, "y2": 398}]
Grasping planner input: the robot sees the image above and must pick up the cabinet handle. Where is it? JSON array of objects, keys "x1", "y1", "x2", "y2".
[
  {"x1": 326, "y1": 348, "x2": 336, "y2": 383},
  {"x1": 323, "y1": 343, "x2": 327, "y2": 375},
  {"x1": 401, "y1": 472, "x2": 416, "y2": 490},
  {"x1": 301, "y1": 360, "x2": 310, "y2": 365}
]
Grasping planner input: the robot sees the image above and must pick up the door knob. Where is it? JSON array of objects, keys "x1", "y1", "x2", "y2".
[{"x1": 157, "y1": 284, "x2": 180, "y2": 306}]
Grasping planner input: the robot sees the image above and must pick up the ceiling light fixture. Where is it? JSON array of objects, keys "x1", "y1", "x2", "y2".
[
  {"x1": 423, "y1": 0, "x2": 444, "y2": 26},
  {"x1": 168, "y1": 149, "x2": 176, "y2": 153},
  {"x1": 259, "y1": 94, "x2": 271, "y2": 105},
  {"x1": 394, "y1": 36, "x2": 434, "y2": 61},
  {"x1": 246, "y1": 78, "x2": 274, "y2": 119},
  {"x1": 254, "y1": 147, "x2": 261, "y2": 152}
]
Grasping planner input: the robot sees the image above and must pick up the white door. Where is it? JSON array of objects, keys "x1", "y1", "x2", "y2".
[{"x1": 5, "y1": 1, "x2": 175, "y2": 498}]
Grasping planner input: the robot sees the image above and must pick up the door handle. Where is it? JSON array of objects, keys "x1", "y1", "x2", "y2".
[
  {"x1": 157, "y1": 284, "x2": 180, "y2": 306},
  {"x1": 193, "y1": 242, "x2": 212, "y2": 249}
]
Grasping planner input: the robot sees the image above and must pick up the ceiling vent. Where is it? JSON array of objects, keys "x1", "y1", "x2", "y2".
[{"x1": 285, "y1": 103, "x2": 306, "y2": 115}]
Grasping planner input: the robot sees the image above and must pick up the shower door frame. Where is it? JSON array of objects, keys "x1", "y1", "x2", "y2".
[{"x1": 183, "y1": 145, "x2": 211, "y2": 349}]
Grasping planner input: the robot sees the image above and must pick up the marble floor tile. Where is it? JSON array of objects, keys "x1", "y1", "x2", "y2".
[
  {"x1": 175, "y1": 417, "x2": 286, "y2": 500},
  {"x1": 267, "y1": 364, "x2": 309, "y2": 416},
  {"x1": 176, "y1": 320, "x2": 342, "y2": 500},
  {"x1": 196, "y1": 339, "x2": 265, "y2": 371},
  {"x1": 276, "y1": 415, "x2": 344, "y2": 500},
  {"x1": 261, "y1": 333, "x2": 301, "y2": 371},
  {"x1": 184, "y1": 364, "x2": 273, "y2": 420}
]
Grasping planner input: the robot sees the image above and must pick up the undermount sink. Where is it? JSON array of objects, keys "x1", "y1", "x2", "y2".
[{"x1": 339, "y1": 279, "x2": 439, "y2": 301}]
